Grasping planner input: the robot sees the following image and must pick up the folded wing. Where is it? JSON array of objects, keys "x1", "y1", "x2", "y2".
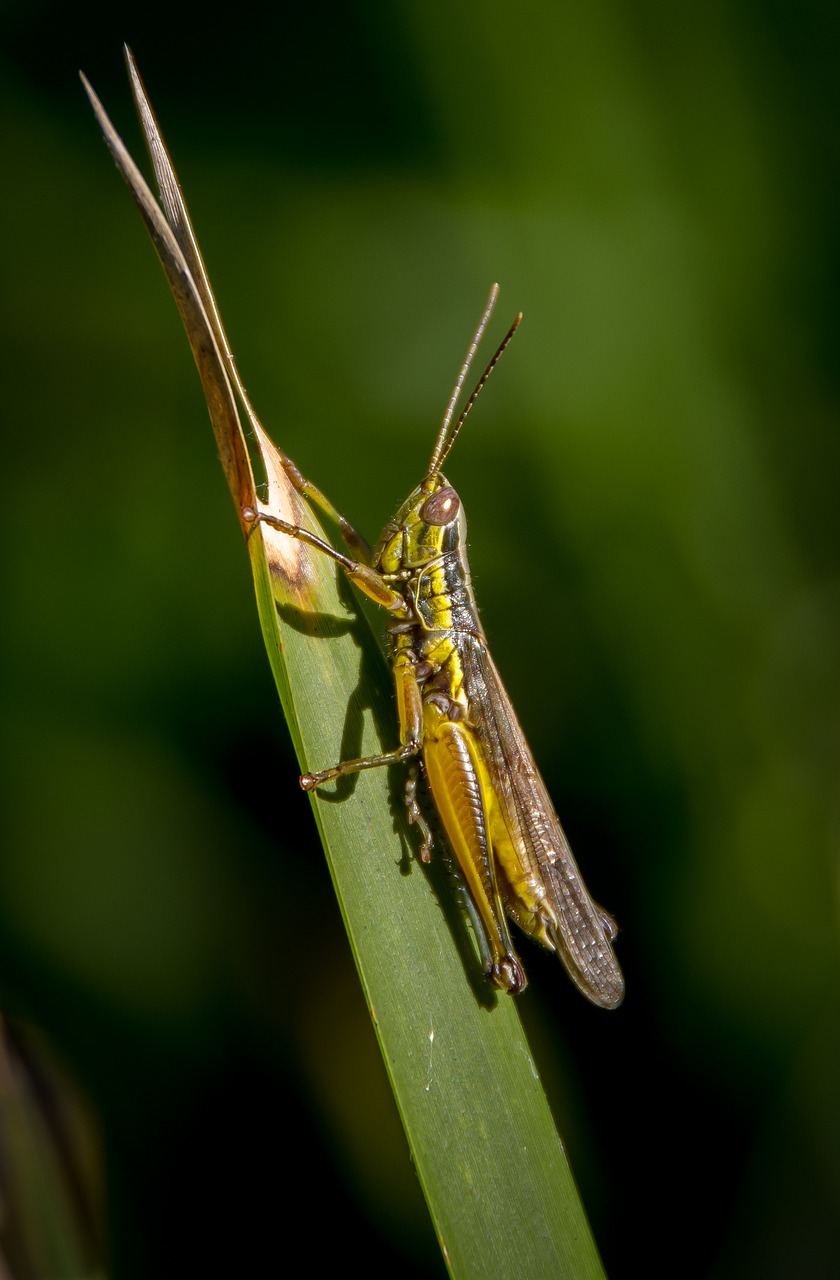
[{"x1": 460, "y1": 636, "x2": 624, "y2": 1009}]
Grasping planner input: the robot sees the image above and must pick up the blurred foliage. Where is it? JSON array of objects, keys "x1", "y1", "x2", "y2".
[
  {"x1": 0, "y1": 1020, "x2": 105, "y2": 1277},
  {"x1": 1, "y1": 2, "x2": 839, "y2": 1277}
]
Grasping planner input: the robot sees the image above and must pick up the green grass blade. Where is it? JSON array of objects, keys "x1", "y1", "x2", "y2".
[
  {"x1": 249, "y1": 432, "x2": 609, "y2": 1280},
  {"x1": 83, "y1": 55, "x2": 610, "y2": 1280}
]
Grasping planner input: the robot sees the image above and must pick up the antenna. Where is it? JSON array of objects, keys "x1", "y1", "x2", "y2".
[{"x1": 428, "y1": 285, "x2": 522, "y2": 479}]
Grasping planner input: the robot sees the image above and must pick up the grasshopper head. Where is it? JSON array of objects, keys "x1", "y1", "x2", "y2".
[{"x1": 375, "y1": 474, "x2": 467, "y2": 574}]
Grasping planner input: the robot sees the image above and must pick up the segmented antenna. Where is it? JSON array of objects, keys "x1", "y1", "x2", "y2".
[{"x1": 427, "y1": 285, "x2": 523, "y2": 479}]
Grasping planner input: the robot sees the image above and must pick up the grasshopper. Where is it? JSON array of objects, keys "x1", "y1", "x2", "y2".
[
  {"x1": 244, "y1": 286, "x2": 624, "y2": 1008},
  {"x1": 83, "y1": 54, "x2": 623, "y2": 1008}
]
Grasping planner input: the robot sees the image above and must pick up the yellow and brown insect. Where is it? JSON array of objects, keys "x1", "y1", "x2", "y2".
[
  {"x1": 83, "y1": 53, "x2": 623, "y2": 1008},
  {"x1": 244, "y1": 286, "x2": 624, "y2": 1008}
]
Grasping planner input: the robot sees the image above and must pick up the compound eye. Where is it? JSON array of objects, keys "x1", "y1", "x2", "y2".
[{"x1": 420, "y1": 486, "x2": 460, "y2": 526}]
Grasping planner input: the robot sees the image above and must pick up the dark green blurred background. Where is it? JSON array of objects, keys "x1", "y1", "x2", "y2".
[{"x1": 1, "y1": 2, "x2": 839, "y2": 1277}]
